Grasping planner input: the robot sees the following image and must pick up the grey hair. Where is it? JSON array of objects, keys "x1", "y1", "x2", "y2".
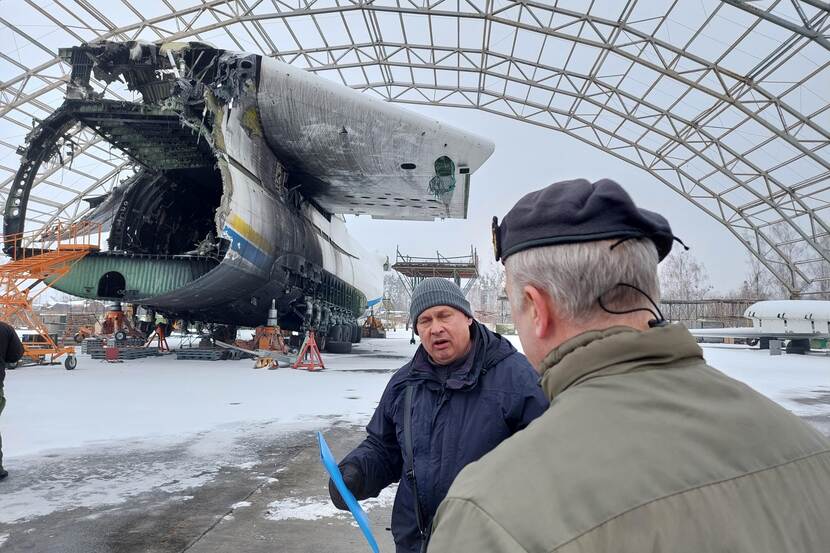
[{"x1": 505, "y1": 238, "x2": 660, "y2": 322}]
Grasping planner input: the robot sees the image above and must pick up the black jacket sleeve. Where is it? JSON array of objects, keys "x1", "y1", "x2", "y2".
[
  {"x1": 6, "y1": 326, "x2": 23, "y2": 363},
  {"x1": 0, "y1": 322, "x2": 23, "y2": 364},
  {"x1": 340, "y1": 377, "x2": 403, "y2": 499}
]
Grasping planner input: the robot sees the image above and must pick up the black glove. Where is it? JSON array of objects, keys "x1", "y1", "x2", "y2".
[{"x1": 329, "y1": 462, "x2": 364, "y2": 510}]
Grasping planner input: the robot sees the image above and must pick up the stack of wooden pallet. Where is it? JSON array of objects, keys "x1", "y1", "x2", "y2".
[
  {"x1": 81, "y1": 337, "x2": 105, "y2": 355},
  {"x1": 175, "y1": 348, "x2": 225, "y2": 361}
]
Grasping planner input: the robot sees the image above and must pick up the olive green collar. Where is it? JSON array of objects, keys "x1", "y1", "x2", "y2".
[{"x1": 539, "y1": 324, "x2": 703, "y2": 400}]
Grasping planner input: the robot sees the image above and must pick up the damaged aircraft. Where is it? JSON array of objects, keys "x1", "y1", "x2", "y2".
[{"x1": 5, "y1": 41, "x2": 494, "y2": 349}]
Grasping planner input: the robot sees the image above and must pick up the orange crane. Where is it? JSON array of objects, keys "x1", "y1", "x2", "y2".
[{"x1": 0, "y1": 221, "x2": 101, "y2": 369}]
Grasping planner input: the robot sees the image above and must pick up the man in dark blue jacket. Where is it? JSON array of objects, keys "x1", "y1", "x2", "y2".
[{"x1": 329, "y1": 278, "x2": 548, "y2": 552}]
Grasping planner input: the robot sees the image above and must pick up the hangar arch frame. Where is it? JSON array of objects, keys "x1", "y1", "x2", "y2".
[{"x1": 0, "y1": 0, "x2": 828, "y2": 297}]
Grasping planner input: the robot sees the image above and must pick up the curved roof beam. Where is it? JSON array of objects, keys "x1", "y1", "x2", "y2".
[
  {"x1": 290, "y1": 44, "x2": 829, "y2": 263},
  {"x1": 722, "y1": 0, "x2": 830, "y2": 51},
  {"x1": 7, "y1": 2, "x2": 824, "y2": 146},
  {"x1": 358, "y1": 79, "x2": 814, "y2": 294},
  {"x1": 295, "y1": 43, "x2": 827, "y2": 219},
  {"x1": 0, "y1": 1, "x2": 827, "y2": 296}
]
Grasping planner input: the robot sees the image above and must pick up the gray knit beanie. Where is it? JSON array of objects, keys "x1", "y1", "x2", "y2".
[{"x1": 410, "y1": 277, "x2": 473, "y2": 333}]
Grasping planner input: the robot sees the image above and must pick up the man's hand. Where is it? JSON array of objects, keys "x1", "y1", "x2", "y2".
[{"x1": 328, "y1": 462, "x2": 364, "y2": 510}]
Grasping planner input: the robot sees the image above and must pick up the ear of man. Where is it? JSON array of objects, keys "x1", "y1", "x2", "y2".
[{"x1": 523, "y1": 284, "x2": 554, "y2": 339}]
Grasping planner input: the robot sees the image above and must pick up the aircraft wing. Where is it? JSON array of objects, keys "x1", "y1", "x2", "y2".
[
  {"x1": 689, "y1": 327, "x2": 828, "y2": 340},
  {"x1": 256, "y1": 58, "x2": 495, "y2": 221}
]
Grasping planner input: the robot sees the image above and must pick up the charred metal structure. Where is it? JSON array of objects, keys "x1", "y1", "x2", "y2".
[{"x1": 4, "y1": 41, "x2": 493, "y2": 344}]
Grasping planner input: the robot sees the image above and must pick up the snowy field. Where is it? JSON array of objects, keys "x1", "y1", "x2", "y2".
[
  {"x1": 2, "y1": 334, "x2": 407, "y2": 458},
  {"x1": 0, "y1": 331, "x2": 415, "y2": 530},
  {"x1": 0, "y1": 329, "x2": 828, "y2": 535},
  {"x1": 701, "y1": 344, "x2": 830, "y2": 425}
]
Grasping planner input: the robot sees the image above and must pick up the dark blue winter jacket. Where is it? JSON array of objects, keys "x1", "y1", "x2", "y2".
[{"x1": 341, "y1": 322, "x2": 549, "y2": 553}]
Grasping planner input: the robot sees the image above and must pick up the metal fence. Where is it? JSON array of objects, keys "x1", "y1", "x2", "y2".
[{"x1": 659, "y1": 299, "x2": 759, "y2": 329}]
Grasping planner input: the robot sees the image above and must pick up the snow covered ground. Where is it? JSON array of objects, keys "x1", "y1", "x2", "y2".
[
  {"x1": 2, "y1": 331, "x2": 417, "y2": 459},
  {"x1": 0, "y1": 332, "x2": 415, "y2": 528},
  {"x1": 0, "y1": 329, "x2": 827, "y2": 534},
  {"x1": 264, "y1": 484, "x2": 397, "y2": 523},
  {"x1": 702, "y1": 344, "x2": 830, "y2": 422}
]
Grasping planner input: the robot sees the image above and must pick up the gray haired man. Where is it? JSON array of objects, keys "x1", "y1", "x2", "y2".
[{"x1": 427, "y1": 178, "x2": 830, "y2": 552}]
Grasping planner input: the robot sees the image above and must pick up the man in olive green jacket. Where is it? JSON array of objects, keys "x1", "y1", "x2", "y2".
[{"x1": 428, "y1": 178, "x2": 830, "y2": 553}]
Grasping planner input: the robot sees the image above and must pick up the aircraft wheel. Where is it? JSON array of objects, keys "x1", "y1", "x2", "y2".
[
  {"x1": 326, "y1": 340, "x2": 352, "y2": 354},
  {"x1": 64, "y1": 356, "x2": 77, "y2": 370},
  {"x1": 329, "y1": 324, "x2": 346, "y2": 343},
  {"x1": 114, "y1": 330, "x2": 127, "y2": 341},
  {"x1": 786, "y1": 338, "x2": 810, "y2": 355}
]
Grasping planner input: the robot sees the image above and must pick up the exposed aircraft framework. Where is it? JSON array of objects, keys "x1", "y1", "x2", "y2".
[{"x1": 1, "y1": 0, "x2": 828, "y2": 297}]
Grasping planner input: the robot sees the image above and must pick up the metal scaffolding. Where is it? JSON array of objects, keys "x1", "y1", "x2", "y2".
[
  {"x1": 392, "y1": 246, "x2": 479, "y2": 297},
  {"x1": 1, "y1": 1, "x2": 829, "y2": 297}
]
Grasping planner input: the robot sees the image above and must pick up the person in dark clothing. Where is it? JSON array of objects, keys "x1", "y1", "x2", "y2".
[
  {"x1": 0, "y1": 320, "x2": 24, "y2": 480},
  {"x1": 328, "y1": 278, "x2": 548, "y2": 552}
]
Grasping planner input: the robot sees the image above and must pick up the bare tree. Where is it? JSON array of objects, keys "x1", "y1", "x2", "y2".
[
  {"x1": 467, "y1": 265, "x2": 505, "y2": 323},
  {"x1": 742, "y1": 224, "x2": 830, "y2": 299},
  {"x1": 733, "y1": 253, "x2": 786, "y2": 299},
  {"x1": 804, "y1": 235, "x2": 830, "y2": 300},
  {"x1": 763, "y1": 222, "x2": 807, "y2": 296},
  {"x1": 383, "y1": 271, "x2": 411, "y2": 313},
  {"x1": 658, "y1": 250, "x2": 712, "y2": 300}
]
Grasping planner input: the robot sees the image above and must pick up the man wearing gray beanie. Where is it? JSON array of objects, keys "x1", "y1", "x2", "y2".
[{"x1": 329, "y1": 277, "x2": 548, "y2": 553}]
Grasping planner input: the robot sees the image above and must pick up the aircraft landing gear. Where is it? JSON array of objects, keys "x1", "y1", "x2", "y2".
[{"x1": 325, "y1": 323, "x2": 352, "y2": 354}]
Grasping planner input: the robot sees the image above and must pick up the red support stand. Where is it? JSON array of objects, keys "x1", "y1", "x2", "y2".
[
  {"x1": 154, "y1": 324, "x2": 170, "y2": 352},
  {"x1": 293, "y1": 329, "x2": 325, "y2": 371},
  {"x1": 145, "y1": 324, "x2": 170, "y2": 352}
]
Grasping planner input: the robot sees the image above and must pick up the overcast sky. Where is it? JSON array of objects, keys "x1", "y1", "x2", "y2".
[{"x1": 345, "y1": 102, "x2": 751, "y2": 293}]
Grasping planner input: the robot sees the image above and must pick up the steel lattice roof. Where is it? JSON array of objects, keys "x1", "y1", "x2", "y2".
[{"x1": 1, "y1": 0, "x2": 828, "y2": 296}]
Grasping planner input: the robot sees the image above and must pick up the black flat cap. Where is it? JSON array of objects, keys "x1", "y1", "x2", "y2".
[{"x1": 493, "y1": 178, "x2": 679, "y2": 262}]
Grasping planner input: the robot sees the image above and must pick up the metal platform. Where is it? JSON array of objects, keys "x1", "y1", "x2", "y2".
[{"x1": 392, "y1": 246, "x2": 479, "y2": 297}]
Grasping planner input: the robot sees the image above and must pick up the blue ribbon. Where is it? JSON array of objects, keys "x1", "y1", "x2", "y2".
[{"x1": 317, "y1": 431, "x2": 381, "y2": 553}]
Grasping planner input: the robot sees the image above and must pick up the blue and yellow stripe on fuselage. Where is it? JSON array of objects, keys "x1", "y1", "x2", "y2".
[{"x1": 222, "y1": 213, "x2": 273, "y2": 272}]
